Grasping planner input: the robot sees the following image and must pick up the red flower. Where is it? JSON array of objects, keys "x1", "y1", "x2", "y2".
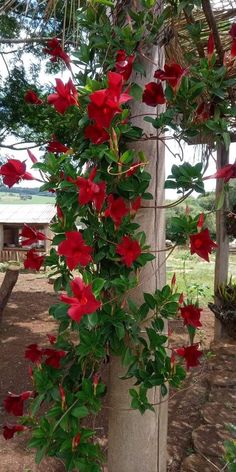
[
  {"x1": 116, "y1": 236, "x2": 141, "y2": 267},
  {"x1": 4, "y1": 391, "x2": 33, "y2": 416},
  {"x1": 47, "y1": 136, "x2": 70, "y2": 153},
  {"x1": 59, "y1": 384, "x2": 66, "y2": 410},
  {"x1": 56, "y1": 205, "x2": 64, "y2": 223},
  {"x1": 229, "y1": 23, "x2": 236, "y2": 39},
  {"x1": 115, "y1": 49, "x2": 135, "y2": 82},
  {"x1": 230, "y1": 40, "x2": 236, "y2": 59},
  {"x1": 84, "y1": 124, "x2": 110, "y2": 145},
  {"x1": 175, "y1": 344, "x2": 203, "y2": 370},
  {"x1": 3, "y1": 424, "x2": 27, "y2": 440},
  {"x1": 20, "y1": 224, "x2": 46, "y2": 246},
  {"x1": 180, "y1": 304, "x2": 202, "y2": 328},
  {"x1": 104, "y1": 195, "x2": 129, "y2": 227},
  {"x1": 131, "y1": 196, "x2": 141, "y2": 214},
  {"x1": 0, "y1": 159, "x2": 34, "y2": 188},
  {"x1": 93, "y1": 373, "x2": 99, "y2": 394},
  {"x1": 197, "y1": 213, "x2": 204, "y2": 231},
  {"x1": 88, "y1": 72, "x2": 132, "y2": 129},
  {"x1": 72, "y1": 432, "x2": 81, "y2": 449},
  {"x1": 195, "y1": 102, "x2": 213, "y2": 122},
  {"x1": 207, "y1": 32, "x2": 215, "y2": 62},
  {"x1": 171, "y1": 273, "x2": 176, "y2": 287},
  {"x1": 60, "y1": 277, "x2": 101, "y2": 323},
  {"x1": 71, "y1": 168, "x2": 106, "y2": 212},
  {"x1": 27, "y1": 149, "x2": 38, "y2": 164},
  {"x1": 47, "y1": 334, "x2": 56, "y2": 345},
  {"x1": 205, "y1": 163, "x2": 236, "y2": 182},
  {"x1": 24, "y1": 250, "x2": 45, "y2": 271},
  {"x1": 142, "y1": 82, "x2": 165, "y2": 107},
  {"x1": 24, "y1": 90, "x2": 43, "y2": 105},
  {"x1": 58, "y1": 231, "x2": 93, "y2": 270},
  {"x1": 43, "y1": 38, "x2": 71, "y2": 67},
  {"x1": 25, "y1": 343, "x2": 43, "y2": 363},
  {"x1": 190, "y1": 228, "x2": 217, "y2": 262},
  {"x1": 48, "y1": 78, "x2": 78, "y2": 114},
  {"x1": 179, "y1": 293, "x2": 184, "y2": 305},
  {"x1": 154, "y1": 63, "x2": 188, "y2": 93},
  {"x1": 43, "y1": 348, "x2": 66, "y2": 369}
]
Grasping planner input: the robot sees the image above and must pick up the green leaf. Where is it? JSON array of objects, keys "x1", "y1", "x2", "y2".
[
  {"x1": 31, "y1": 393, "x2": 45, "y2": 416},
  {"x1": 93, "y1": 0, "x2": 114, "y2": 5},
  {"x1": 130, "y1": 83, "x2": 143, "y2": 101},
  {"x1": 35, "y1": 446, "x2": 47, "y2": 464},
  {"x1": 92, "y1": 278, "x2": 105, "y2": 296},
  {"x1": 71, "y1": 406, "x2": 89, "y2": 418},
  {"x1": 144, "y1": 293, "x2": 156, "y2": 309}
]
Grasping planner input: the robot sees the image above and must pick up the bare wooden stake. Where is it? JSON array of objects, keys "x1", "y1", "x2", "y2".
[{"x1": 0, "y1": 267, "x2": 19, "y2": 321}]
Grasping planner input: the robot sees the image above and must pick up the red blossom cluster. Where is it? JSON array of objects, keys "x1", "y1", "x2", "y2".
[
  {"x1": 115, "y1": 50, "x2": 135, "y2": 82},
  {"x1": 3, "y1": 424, "x2": 27, "y2": 440},
  {"x1": 0, "y1": 158, "x2": 34, "y2": 188},
  {"x1": 142, "y1": 62, "x2": 188, "y2": 107},
  {"x1": 24, "y1": 249, "x2": 45, "y2": 271},
  {"x1": 70, "y1": 167, "x2": 106, "y2": 212},
  {"x1": 20, "y1": 224, "x2": 47, "y2": 246},
  {"x1": 180, "y1": 304, "x2": 202, "y2": 328},
  {"x1": 43, "y1": 38, "x2": 71, "y2": 67},
  {"x1": 24, "y1": 90, "x2": 43, "y2": 105},
  {"x1": 116, "y1": 235, "x2": 141, "y2": 267},
  {"x1": 175, "y1": 344, "x2": 203, "y2": 370},
  {"x1": 25, "y1": 343, "x2": 66, "y2": 368},
  {"x1": 48, "y1": 78, "x2": 79, "y2": 114},
  {"x1": 205, "y1": 163, "x2": 236, "y2": 182},
  {"x1": 4, "y1": 391, "x2": 33, "y2": 416},
  {"x1": 47, "y1": 135, "x2": 70, "y2": 153},
  {"x1": 58, "y1": 231, "x2": 93, "y2": 270},
  {"x1": 85, "y1": 72, "x2": 132, "y2": 144},
  {"x1": 190, "y1": 228, "x2": 217, "y2": 262},
  {"x1": 60, "y1": 277, "x2": 101, "y2": 323}
]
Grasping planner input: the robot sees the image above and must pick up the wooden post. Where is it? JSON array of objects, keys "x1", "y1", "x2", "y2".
[
  {"x1": 214, "y1": 144, "x2": 229, "y2": 338},
  {"x1": 108, "y1": 39, "x2": 167, "y2": 472},
  {"x1": 0, "y1": 266, "x2": 19, "y2": 321}
]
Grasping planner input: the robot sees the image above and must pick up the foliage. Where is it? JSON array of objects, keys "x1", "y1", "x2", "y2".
[
  {"x1": 224, "y1": 424, "x2": 236, "y2": 472},
  {"x1": 217, "y1": 277, "x2": 236, "y2": 310}
]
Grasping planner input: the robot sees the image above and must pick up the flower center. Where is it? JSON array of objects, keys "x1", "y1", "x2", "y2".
[{"x1": 194, "y1": 238, "x2": 202, "y2": 249}]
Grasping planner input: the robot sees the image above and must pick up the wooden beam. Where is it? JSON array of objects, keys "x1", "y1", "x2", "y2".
[
  {"x1": 0, "y1": 266, "x2": 19, "y2": 321},
  {"x1": 214, "y1": 144, "x2": 229, "y2": 339}
]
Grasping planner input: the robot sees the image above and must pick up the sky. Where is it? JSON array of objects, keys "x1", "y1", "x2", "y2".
[{"x1": 0, "y1": 51, "x2": 235, "y2": 199}]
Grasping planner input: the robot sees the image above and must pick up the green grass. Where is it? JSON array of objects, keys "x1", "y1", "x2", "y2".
[
  {"x1": 167, "y1": 248, "x2": 236, "y2": 306},
  {"x1": 0, "y1": 192, "x2": 55, "y2": 204}
]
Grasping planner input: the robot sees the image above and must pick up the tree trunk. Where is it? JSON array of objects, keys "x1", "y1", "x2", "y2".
[
  {"x1": 214, "y1": 144, "x2": 229, "y2": 339},
  {"x1": 0, "y1": 267, "x2": 19, "y2": 321},
  {"x1": 108, "y1": 38, "x2": 167, "y2": 472}
]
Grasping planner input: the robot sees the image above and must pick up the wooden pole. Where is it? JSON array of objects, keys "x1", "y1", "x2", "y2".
[
  {"x1": 214, "y1": 144, "x2": 229, "y2": 339},
  {"x1": 0, "y1": 266, "x2": 19, "y2": 321},
  {"x1": 108, "y1": 38, "x2": 167, "y2": 471}
]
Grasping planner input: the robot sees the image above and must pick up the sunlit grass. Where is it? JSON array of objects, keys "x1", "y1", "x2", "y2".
[{"x1": 166, "y1": 248, "x2": 236, "y2": 306}]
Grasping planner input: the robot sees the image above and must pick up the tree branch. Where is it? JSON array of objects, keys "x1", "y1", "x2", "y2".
[
  {"x1": 0, "y1": 142, "x2": 45, "y2": 151},
  {"x1": 201, "y1": 0, "x2": 224, "y2": 63},
  {"x1": 0, "y1": 37, "x2": 76, "y2": 45}
]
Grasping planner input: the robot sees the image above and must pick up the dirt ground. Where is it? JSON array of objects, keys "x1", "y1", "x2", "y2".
[{"x1": 0, "y1": 273, "x2": 215, "y2": 472}]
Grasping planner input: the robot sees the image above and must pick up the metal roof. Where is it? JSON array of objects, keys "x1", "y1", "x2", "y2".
[{"x1": 0, "y1": 204, "x2": 56, "y2": 224}]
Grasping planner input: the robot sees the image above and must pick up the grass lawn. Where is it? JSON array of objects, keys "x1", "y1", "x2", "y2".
[
  {"x1": 166, "y1": 248, "x2": 236, "y2": 306},
  {"x1": 0, "y1": 192, "x2": 55, "y2": 204}
]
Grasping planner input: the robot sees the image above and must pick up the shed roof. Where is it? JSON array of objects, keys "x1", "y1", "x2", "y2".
[{"x1": 0, "y1": 204, "x2": 56, "y2": 224}]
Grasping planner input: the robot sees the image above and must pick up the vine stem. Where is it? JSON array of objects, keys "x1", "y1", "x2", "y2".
[{"x1": 141, "y1": 190, "x2": 193, "y2": 209}]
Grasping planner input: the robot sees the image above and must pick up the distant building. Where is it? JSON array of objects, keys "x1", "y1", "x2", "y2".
[{"x1": 0, "y1": 204, "x2": 56, "y2": 262}]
